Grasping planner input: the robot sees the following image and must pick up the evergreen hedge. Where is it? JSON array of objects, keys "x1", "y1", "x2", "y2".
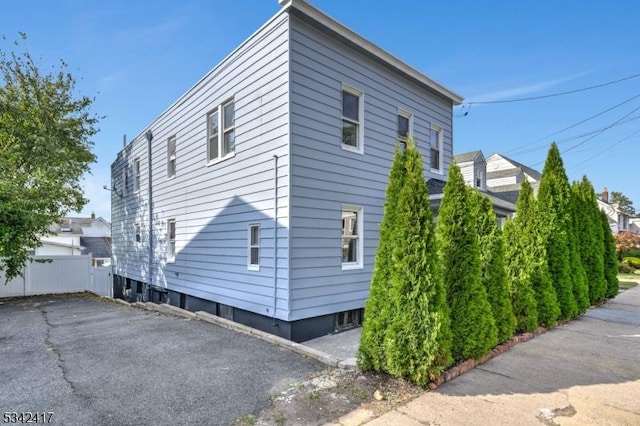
[
  {"x1": 601, "y1": 210, "x2": 619, "y2": 298},
  {"x1": 537, "y1": 143, "x2": 578, "y2": 320},
  {"x1": 358, "y1": 140, "x2": 452, "y2": 385},
  {"x1": 472, "y1": 191, "x2": 516, "y2": 343},
  {"x1": 358, "y1": 145, "x2": 407, "y2": 371},
  {"x1": 572, "y1": 178, "x2": 607, "y2": 305},
  {"x1": 567, "y1": 185, "x2": 590, "y2": 314},
  {"x1": 437, "y1": 164, "x2": 497, "y2": 361}
]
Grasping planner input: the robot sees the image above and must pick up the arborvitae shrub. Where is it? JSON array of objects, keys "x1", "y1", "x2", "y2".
[
  {"x1": 358, "y1": 145, "x2": 406, "y2": 371},
  {"x1": 572, "y1": 178, "x2": 606, "y2": 305},
  {"x1": 601, "y1": 210, "x2": 619, "y2": 298},
  {"x1": 472, "y1": 191, "x2": 516, "y2": 343},
  {"x1": 359, "y1": 139, "x2": 452, "y2": 386},
  {"x1": 437, "y1": 164, "x2": 497, "y2": 361},
  {"x1": 537, "y1": 143, "x2": 577, "y2": 320}
]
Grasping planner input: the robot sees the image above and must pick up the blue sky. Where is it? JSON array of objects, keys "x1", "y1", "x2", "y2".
[{"x1": 2, "y1": 0, "x2": 639, "y2": 221}]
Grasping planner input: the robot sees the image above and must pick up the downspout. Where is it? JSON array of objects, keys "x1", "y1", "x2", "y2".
[
  {"x1": 146, "y1": 130, "x2": 154, "y2": 302},
  {"x1": 272, "y1": 154, "x2": 278, "y2": 325}
]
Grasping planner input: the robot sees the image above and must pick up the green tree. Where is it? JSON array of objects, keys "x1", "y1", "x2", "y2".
[
  {"x1": 437, "y1": 164, "x2": 497, "y2": 361},
  {"x1": 573, "y1": 178, "x2": 606, "y2": 304},
  {"x1": 601, "y1": 210, "x2": 619, "y2": 298},
  {"x1": 537, "y1": 143, "x2": 577, "y2": 320},
  {"x1": 359, "y1": 139, "x2": 452, "y2": 386},
  {"x1": 610, "y1": 191, "x2": 636, "y2": 216},
  {"x1": 567, "y1": 185, "x2": 590, "y2": 314},
  {"x1": 472, "y1": 191, "x2": 516, "y2": 343},
  {"x1": 0, "y1": 35, "x2": 98, "y2": 281},
  {"x1": 504, "y1": 180, "x2": 558, "y2": 330},
  {"x1": 358, "y1": 145, "x2": 407, "y2": 371}
]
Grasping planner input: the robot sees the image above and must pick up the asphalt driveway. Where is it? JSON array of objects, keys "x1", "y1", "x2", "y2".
[{"x1": 0, "y1": 295, "x2": 324, "y2": 425}]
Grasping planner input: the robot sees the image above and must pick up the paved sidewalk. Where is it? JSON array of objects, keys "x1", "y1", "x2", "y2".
[{"x1": 328, "y1": 285, "x2": 640, "y2": 426}]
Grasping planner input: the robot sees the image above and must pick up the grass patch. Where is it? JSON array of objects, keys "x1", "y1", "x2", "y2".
[
  {"x1": 617, "y1": 274, "x2": 639, "y2": 291},
  {"x1": 306, "y1": 390, "x2": 320, "y2": 400},
  {"x1": 230, "y1": 414, "x2": 257, "y2": 426}
]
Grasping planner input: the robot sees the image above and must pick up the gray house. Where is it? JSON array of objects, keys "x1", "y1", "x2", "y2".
[{"x1": 110, "y1": 0, "x2": 462, "y2": 342}]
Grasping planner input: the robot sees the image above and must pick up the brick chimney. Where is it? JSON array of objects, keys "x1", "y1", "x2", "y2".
[
  {"x1": 602, "y1": 187, "x2": 609, "y2": 204},
  {"x1": 91, "y1": 212, "x2": 96, "y2": 219}
]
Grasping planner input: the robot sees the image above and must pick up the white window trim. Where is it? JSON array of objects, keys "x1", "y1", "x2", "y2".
[
  {"x1": 206, "y1": 99, "x2": 236, "y2": 165},
  {"x1": 133, "y1": 158, "x2": 141, "y2": 193},
  {"x1": 167, "y1": 135, "x2": 176, "y2": 179},
  {"x1": 397, "y1": 108, "x2": 413, "y2": 142},
  {"x1": 247, "y1": 223, "x2": 260, "y2": 271},
  {"x1": 167, "y1": 219, "x2": 176, "y2": 263},
  {"x1": 341, "y1": 84, "x2": 364, "y2": 155},
  {"x1": 430, "y1": 125, "x2": 444, "y2": 174},
  {"x1": 341, "y1": 205, "x2": 364, "y2": 270}
]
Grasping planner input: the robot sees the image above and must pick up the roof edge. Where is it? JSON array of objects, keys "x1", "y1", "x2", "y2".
[{"x1": 280, "y1": 0, "x2": 463, "y2": 105}]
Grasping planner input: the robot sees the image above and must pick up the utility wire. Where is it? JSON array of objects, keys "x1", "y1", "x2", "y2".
[
  {"x1": 563, "y1": 104, "x2": 640, "y2": 154},
  {"x1": 572, "y1": 128, "x2": 640, "y2": 169},
  {"x1": 509, "y1": 114, "x2": 640, "y2": 157},
  {"x1": 506, "y1": 93, "x2": 640, "y2": 156},
  {"x1": 531, "y1": 104, "x2": 640, "y2": 166},
  {"x1": 463, "y1": 72, "x2": 640, "y2": 106}
]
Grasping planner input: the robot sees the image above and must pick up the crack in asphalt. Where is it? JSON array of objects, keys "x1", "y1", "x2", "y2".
[
  {"x1": 39, "y1": 307, "x2": 91, "y2": 402},
  {"x1": 475, "y1": 367, "x2": 516, "y2": 381}
]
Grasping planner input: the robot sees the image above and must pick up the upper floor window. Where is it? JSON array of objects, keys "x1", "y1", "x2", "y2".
[
  {"x1": 248, "y1": 224, "x2": 260, "y2": 271},
  {"x1": 430, "y1": 126, "x2": 443, "y2": 173},
  {"x1": 167, "y1": 219, "x2": 176, "y2": 262},
  {"x1": 207, "y1": 99, "x2": 235, "y2": 163},
  {"x1": 168, "y1": 136, "x2": 176, "y2": 178},
  {"x1": 341, "y1": 205, "x2": 363, "y2": 270},
  {"x1": 135, "y1": 223, "x2": 141, "y2": 243},
  {"x1": 397, "y1": 109, "x2": 412, "y2": 142},
  {"x1": 133, "y1": 158, "x2": 141, "y2": 192},
  {"x1": 341, "y1": 85, "x2": 364, "y2": 153}
]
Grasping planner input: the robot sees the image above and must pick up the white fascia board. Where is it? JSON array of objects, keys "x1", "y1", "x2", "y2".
[{"x1": 281, "y1": 0, "x2": 464, "y2": 105}]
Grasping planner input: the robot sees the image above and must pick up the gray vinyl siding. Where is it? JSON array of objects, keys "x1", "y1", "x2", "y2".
[
  {"x1": 111, "y1": 12, "x2": 291, "y2": 320},
  {"x1": 287, "y1": 15, "x2": 454, "y2": 321}
]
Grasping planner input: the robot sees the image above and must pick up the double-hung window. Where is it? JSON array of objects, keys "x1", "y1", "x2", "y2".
[
  {"x1": 248, "y1": 224, "x2": 260, "y2": 271},
  {"x1": 397, "y1": 109, "x2": 412, "y2": 143},
  {"x1": 167, "y1": 219, "x2": 176, "y2": 262},
  {"x1": 341, "y1": 206, "x2": 363, "y2": 270},
  {"x1": 207, "y1": 99, "x2": 235, "y2": 163},
  {"x1": 167, "y1": 136, "x2": 176, "y2": 178},
  {"x1": 430, "y1": 126, "x2": 443, "y2": 173},
  {"x1": 133, "y1": 158, "x2": 141, "y2": 192},
  {"x1": 341, "y1": 85, "x2": 364, "y2": 153}
]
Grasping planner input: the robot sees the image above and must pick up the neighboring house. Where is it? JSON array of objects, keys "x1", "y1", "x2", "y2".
[
  {"x1": 110, "y1": 0, "x2": 462, "y2": 342},
  {"x1": 39, "y1": 213, "x2": 112, "y2": 266},
  {"x1": 598, "y1": 187, "x2": 633, "y2": 234},
  {"x1": 485, "y1": 153, "x2": 542, "y2": 204},
  {"x1": 631, "y1": 218, "x2": 640, "y2": 234},
  {"x1": 449, "y1": 150, "x2": 516, "y2": 223}
]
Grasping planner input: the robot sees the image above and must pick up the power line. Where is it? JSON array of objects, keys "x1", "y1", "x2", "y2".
[
  {"x1": 531, "y1": 105, "x2": 640, "y2": 167},
  {"x1": 508, "y1": 113, "x2": 640, "y2": 157},
  {"x1": 571, "y1": 128, "x2": 640, "y2": 169},
  {"x1": 506, "y1": 93, "x2": 640, "y2": 156},
  {"x1": 563, "y1": 104, "x2": 640, "y2": 154},
  {"x1": 462, "y1": 72, "x2": 640, "y2": 106}
]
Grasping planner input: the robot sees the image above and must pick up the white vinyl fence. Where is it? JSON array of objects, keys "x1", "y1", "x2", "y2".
[{"x1": 0, "y1": 255, "x2": 112, "y2": 298}]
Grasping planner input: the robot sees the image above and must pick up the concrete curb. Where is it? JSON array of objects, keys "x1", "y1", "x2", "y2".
[
  {"x1": 195, "y1": 311, "x2": 344, "y2": 368},
  {"x1": 428, "y1": 326, "x2": 549, "y2": 390},
  {"x1": 114, "y1": 298, "x2": 345, "y2": 368}
]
